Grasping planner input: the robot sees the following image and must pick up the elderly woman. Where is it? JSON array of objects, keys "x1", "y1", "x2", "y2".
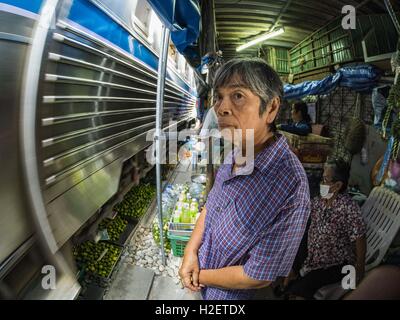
[
  {"x1": 283, "y1": 158, "x2": 367, "y2": 300},
  {"x1": 179, "y1": 58, "x2": 311, "y2": 300}
]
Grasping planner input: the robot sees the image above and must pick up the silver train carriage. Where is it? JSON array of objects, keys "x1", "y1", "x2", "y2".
[{"x1": 0, "y1": 0, "x2": 198, "y2": 299}]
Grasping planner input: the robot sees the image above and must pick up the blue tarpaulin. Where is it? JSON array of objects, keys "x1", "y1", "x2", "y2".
[
  {"x1": 147, "y1": 0, "x2": 201, "y2": 59},
  {"x1": 284, "y1": 64, "x2": 381, "y2": 100}
]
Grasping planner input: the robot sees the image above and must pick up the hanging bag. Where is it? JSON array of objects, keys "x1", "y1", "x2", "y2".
[{"x1": 344, "y1": 93, "x2": 366, "y2": 155}]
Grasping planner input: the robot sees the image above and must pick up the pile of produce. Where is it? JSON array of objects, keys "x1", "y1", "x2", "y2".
[
  {"x1": 73, "y1": 241, "x2": 122, "y2": 278},
  {"x1": 98, "y1": 216, "x2": 128, "y2": 242},
  {"x1": 114, "y1": 184, "x2": 155, "y2": 218}
]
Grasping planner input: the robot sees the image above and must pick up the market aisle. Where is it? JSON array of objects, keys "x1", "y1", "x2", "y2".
[{"x1": 147, "y1": 161, "x2": 202, "y2": 300}]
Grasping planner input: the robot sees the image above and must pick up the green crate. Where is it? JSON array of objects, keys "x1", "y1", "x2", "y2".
[{"x1": 168, "y1": 233, "x2": 190, "y2": 257}]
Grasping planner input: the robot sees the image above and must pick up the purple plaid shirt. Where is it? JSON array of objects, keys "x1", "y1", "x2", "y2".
[{"x1": 198, "y1": 134, "x2": 310, "y2": 300}]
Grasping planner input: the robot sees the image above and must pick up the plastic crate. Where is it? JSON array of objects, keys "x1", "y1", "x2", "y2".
[
  {"x1": 168, "y1": 233, "x2": 190, "y2": 257},
  {"x1": 168, "y1": 221, "x2": 195, "y2": 237}
]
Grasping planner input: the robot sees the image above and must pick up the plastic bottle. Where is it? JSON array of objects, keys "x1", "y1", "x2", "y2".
[
  {"x1": 191, "y1": 150, "x2": 198, "y2": 170},
  {"x1": 181, "y1": 203, "x2": 191, "y2": 223},
  {"x1": 175, "y1": 201, "x2": 183, "y2": 211},
  {"x1": 192, "y1": 199, "x2": 199, "y2": 212},
  {"x1": 189, "y1": 204, "x2": 198, "y2": 223},
  {"x1": 173, "y1": 208, "x2": 181, "y2": 223}
]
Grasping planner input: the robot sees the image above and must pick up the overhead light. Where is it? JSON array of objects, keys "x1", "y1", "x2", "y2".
[{"x1": 236, "y1": 28, "x2": 285, "y2": 52}]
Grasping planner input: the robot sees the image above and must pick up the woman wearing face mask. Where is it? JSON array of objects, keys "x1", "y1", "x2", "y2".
[{"x1": 281, "y1": 158, "x2": 367, "y2": 300}]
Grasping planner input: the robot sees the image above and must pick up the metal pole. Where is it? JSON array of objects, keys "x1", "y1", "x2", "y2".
[{"x1": 155, "y1": 25, "x2": 170, "y2": 265}]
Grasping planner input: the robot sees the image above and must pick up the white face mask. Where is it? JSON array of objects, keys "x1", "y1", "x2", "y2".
[{"x1": 320, "y1": 184, "x2": 334, "y2": 199}]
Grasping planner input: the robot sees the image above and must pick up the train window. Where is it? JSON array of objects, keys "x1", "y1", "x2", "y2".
[
  {"x1": 148, "y1": 10, "x2": 162, "y2": 51},
  {"x1": 92, "y1": 0, "x2": 156, "y2": 47},
  {"x1": 177, "y1": 54, "x2": 186, "y2": 75},
  {"x1": 168, "y1": 42, "x2": 178, "y2": 67},
  {"x1": 133, "y1": 1, "x2": 152, "y2": 36},
  {"x1": 188, "y1": 68, "x2": 194, "y2": 87},
  {"x1": 92, "y1": 0, "x2": 138, "y2": 31},
  {"x1": 184, "y1": 62, "x2": 190, "y2": 80}
]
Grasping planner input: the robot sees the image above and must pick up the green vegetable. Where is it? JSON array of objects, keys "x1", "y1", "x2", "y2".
[
  {"x1": 113, "y1": 184, "x2": 155, "y2": 219},
  {"x1": 98, "y1": 216, "x2": 128, "y2": 242},
  {"x1": 74, "y1": 241, "x2": 122, "y2": 277}
]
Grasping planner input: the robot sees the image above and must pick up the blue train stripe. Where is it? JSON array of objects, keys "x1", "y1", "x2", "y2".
[
  {"x1": 0, "y1": 0, "x2": 42, "y2": 14},
  {"x1": 0, "y1": 2, "x2": 39, "y2": 19}
]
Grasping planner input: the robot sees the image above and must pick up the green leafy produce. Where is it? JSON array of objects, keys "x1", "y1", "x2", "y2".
[
  {"x1": 98, "y1": 216, "x2": 128, "y2": 242},
  {"x1": 73, "y1": 241, "x2": 122, "y2": 278},
  {"x1": 152, "y1": 218, "x2": 171, "y2": 253},
  {"x1": 114, "y1": 184, "x2": 156, "y2": 218}
]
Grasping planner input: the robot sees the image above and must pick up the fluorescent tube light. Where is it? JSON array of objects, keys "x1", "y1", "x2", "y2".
[{"x1": 236, "y1": 28, "x2": 285, "y2": 52}]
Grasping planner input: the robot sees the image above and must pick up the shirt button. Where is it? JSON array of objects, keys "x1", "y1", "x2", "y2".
[{"x1": 216, "y1": 207, "x2": 221, "y2": 212}]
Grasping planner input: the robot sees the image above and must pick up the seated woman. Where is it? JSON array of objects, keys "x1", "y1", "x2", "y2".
[
  {"x1": 277, "y1": 101, "x2": 312, "y2": 136},
  {"x1": 283, "y1": 158, "x2": 367, "y2": 300}
]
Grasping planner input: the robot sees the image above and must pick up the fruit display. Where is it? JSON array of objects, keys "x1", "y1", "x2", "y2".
[
  {"x1": 114, "y1": 184, "x2": 156, "y2": 218},
  {"x1": 73, "y1": 241, "x2": 122, "y2": 278},
  {"x1": 152, "y1": 218, "x2": 171, "y2": 253},
  {"x1": 98, "y1": 216, "x2": 128, "y2": 242}
]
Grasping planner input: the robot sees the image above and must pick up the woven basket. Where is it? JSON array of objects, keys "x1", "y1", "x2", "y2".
[{"x1": 344, "y1": 94, "x2": 366, "y2": 155}]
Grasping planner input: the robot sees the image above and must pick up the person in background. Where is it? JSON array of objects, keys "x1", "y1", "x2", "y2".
[
  {"x1": 283, "y1": 158, "x2": 367, "y2": 300},
  {"x1": 277, "y1": 101, "x2": 312, "y2": 136}
]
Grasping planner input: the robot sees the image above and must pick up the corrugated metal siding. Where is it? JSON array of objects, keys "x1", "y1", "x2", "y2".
[
  {"x1": 289, "y1": 13, "x2": 399, "y2": 75},
  {"x1": 357, "y1": 14, "x2": 400, "y2": 57},
  {"x1": 39, "y1": 21, "x2": 196, "y2": 190},
  {"x1": 276, "y1": 47, "x2": 289, "y2": 74},
  {"x1": 264, "y1": 46, "x2": 289, "y2": 75}
]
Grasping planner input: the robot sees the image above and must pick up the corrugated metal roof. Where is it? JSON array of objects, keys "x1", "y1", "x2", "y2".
[{"x1": 214, "y1": 0, "x2": 395, "y2": 60}]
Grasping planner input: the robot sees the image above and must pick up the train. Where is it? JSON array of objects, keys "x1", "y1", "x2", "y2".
[{"x1": 0, "y1": 0, "x2": 198, "y2": 299}]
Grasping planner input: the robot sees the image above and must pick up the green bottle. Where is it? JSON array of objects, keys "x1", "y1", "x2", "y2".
[{"x1": 181, "y1": 203, "x2": 191, "y2": 224}]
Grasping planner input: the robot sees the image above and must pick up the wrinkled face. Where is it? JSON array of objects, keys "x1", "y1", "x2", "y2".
[{"x1": 213, "y1": 78, "x2": 279, "y2": 147}]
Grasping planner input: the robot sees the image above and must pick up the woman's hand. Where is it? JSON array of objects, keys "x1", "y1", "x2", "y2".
[{"x1": 179, "y1": 250, "x2": 202, "y2": 292}]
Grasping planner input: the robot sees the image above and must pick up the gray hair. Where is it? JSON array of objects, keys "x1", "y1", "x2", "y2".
[
  {"x1": 213, "y1": 57, "x2": 283, "y2": 117},
  {"x1": 325, "y1": 158, "x2": 350, "y2": 193}
]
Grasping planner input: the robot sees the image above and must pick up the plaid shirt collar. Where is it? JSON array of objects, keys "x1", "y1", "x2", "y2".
[{"x1": 224, "y1": 133, "x2": 287, "y2": 178}]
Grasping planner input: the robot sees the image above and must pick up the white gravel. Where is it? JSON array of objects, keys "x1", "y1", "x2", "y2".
[{"x1": 124, "y1": 226, "x2": 183, "y2": 284}]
